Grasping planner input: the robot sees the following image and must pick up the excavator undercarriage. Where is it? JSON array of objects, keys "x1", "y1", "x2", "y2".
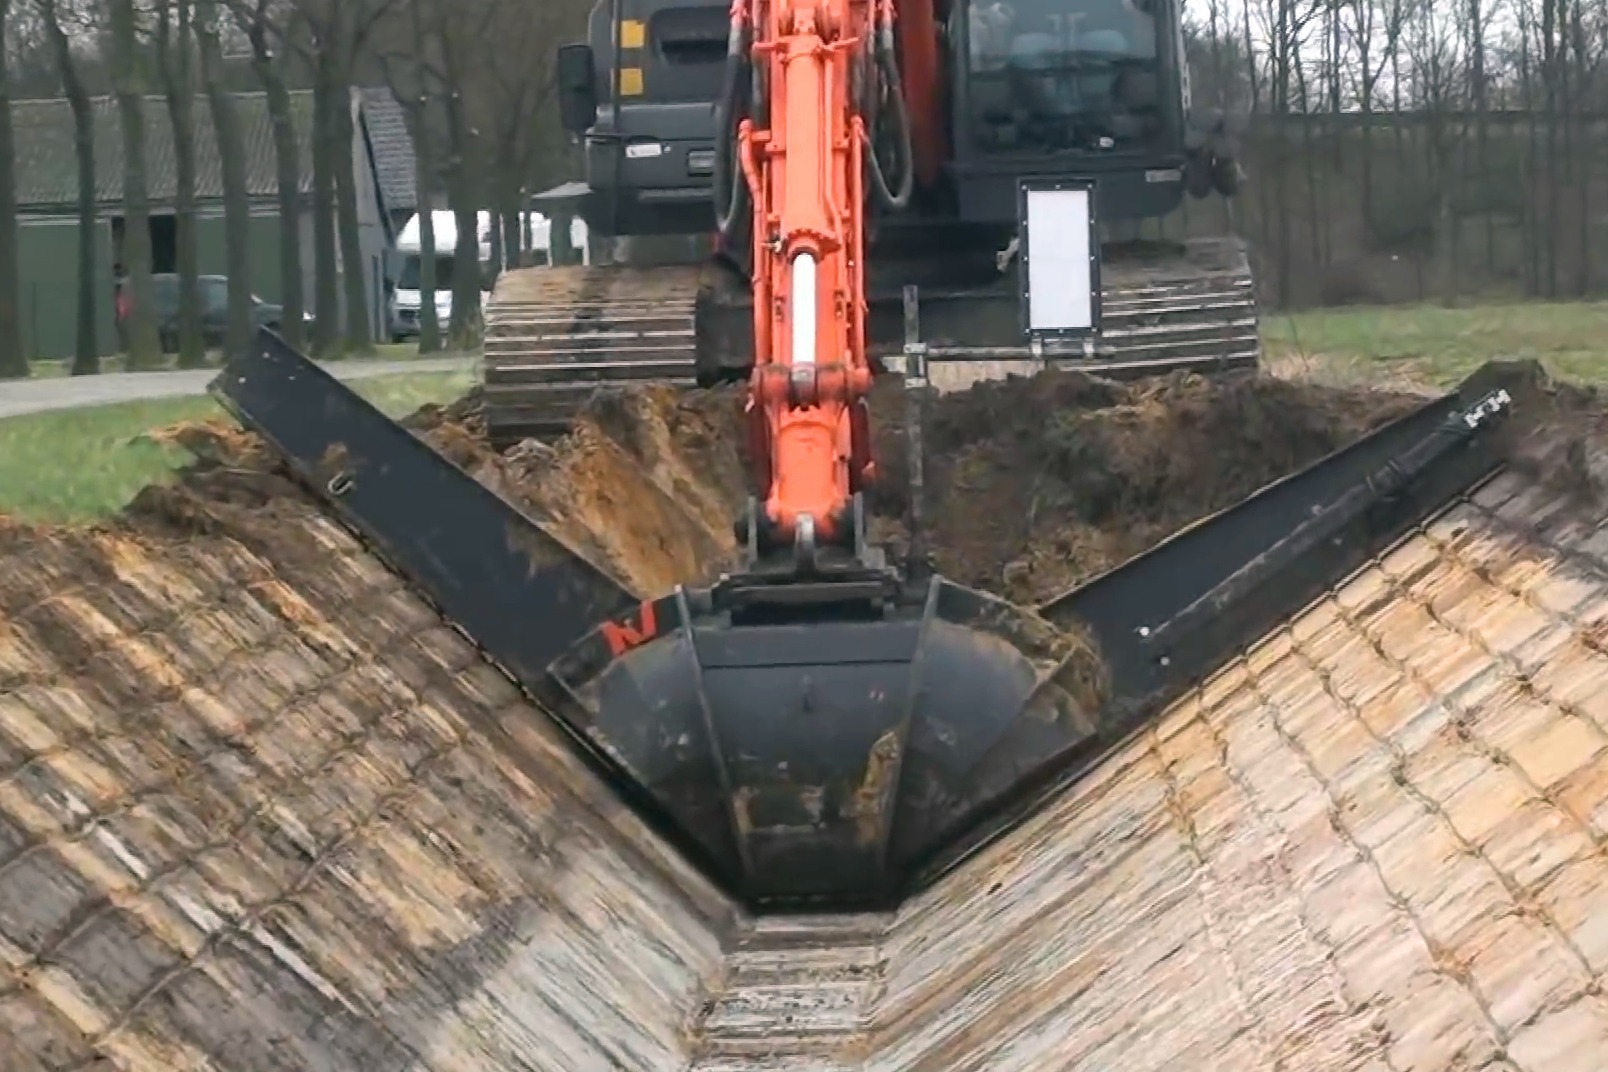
[{"x1": 482, "y1": 236, "x2": 1259, "y2": 446}]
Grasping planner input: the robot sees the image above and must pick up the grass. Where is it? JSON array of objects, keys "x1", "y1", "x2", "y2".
[
  {"x1": 1265, "y1": 299, "x2": 1608, "y2": 389},
  {"x1": 24, "y1": 341, "x2": 453, "y2": 378},
  {"x1": 0, "y1": 368, "x2": 476, "y2": 524}
]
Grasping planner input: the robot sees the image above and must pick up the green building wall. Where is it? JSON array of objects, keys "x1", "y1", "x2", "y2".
[
  {"x1": 196, "y1": 212, "x2": 285, "y2": 305},
  {"x1": 17, "y1": 209, "x2": 288, "y2": 362},
  {"x1": 16, "y1": 217, "x2": 115, "y2": 362}
]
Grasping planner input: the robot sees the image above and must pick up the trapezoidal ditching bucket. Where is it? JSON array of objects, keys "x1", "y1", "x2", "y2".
[{"x1": 211, "y1": 330, "x2": 1529, "y2": 911}]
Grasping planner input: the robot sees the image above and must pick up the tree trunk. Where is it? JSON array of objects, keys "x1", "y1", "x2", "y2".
[
  {"x1": 443, "y1": 92, "x2": 482, "y2": 351},
  {"x1": 0, "y1": 0, "x2": 27, "y2": 378},
  {"x1": 332, "y1": 86, "x2": 375, "y2": 354},
  {"x1": 1521, "y1": 21, "x2": 1543, "y2": 295},
  {"x1": 488, "y1": 203, "x2": 505, "y2": 275},
  {"x1": 311, "y1": 70, "x2": 342, "y2": 355},
  {"x1": 197, "y1": 0, "x2": 252, "y2": 359},
  {"x1": 249, "y1": 17, "x2": 305, "y2": 351},
  {"x1": 1569, "y1": 0, "x2": 1590, "y2": 295},
  {"x1": 1543, "y1": 0, "x2": 1560, "y2": 297},
  {"x1": 502, "y1": 198, "x2": 520, "y2": 269},
  {"x1": 44, "y1": 0, "x2": 100, "y2": 375},
  {"x1": 1469, "y1": 0, "x2": 1493, "y2": 271},
  {"x1": 407, "y1": 0, "x2": 441, "y2": 353},
  {"x1": 110, "y1": 0, "x2": 162, "y2": 369},
  {"x1": 414, "y1": 109, "x2": 442, "y2": 353},
  {"x1": 448, "y1": 198, "x2": 481, "y2": 352},
  {"x1": 160, "y1": 0, "x2": 204, "y2": 367}
]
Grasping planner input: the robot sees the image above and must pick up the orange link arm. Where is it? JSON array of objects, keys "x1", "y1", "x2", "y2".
[{"x1": 736, "y1": 0, "x2": 879, "y2": 549}]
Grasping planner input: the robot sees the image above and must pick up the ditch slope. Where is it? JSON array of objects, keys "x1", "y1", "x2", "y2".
[{"x1": 1, "y1": 365, "x2": 1606, "y2": 1070}]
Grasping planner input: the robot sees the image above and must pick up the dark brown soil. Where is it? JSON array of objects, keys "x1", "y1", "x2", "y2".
[{"x1": 861, "y1": 369, "x2": 1428, "y2": 603}]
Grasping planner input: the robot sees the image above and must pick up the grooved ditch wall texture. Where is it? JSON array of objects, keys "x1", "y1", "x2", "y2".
[
  {"x1": 0, "y1": 516, "x2": 734, "y2": 1071},
  {"x1": 868, "y1": 466, "x2": 1608, "y2": 1072},
  {"x1": 4, "y1": 402, "x2": 1608, "y2": 1070}
]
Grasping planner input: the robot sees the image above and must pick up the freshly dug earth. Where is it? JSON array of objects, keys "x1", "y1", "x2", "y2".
[
  {"x1": 413, "y1": 369, "x2": 1437, "y2": 606},
  {"x1": 636, "y1": 368, "x2": 1434, "y2": 604},
  {"x1": 101, "y1": 365, "x2": 1577, "y2": 610},
  {"x1": 861, "y1": 369, "x2": 1427, "y2": 603}
]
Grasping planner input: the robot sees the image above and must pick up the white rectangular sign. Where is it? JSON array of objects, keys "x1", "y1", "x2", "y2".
[{"x1": 1024, "y1": 186, "x2": 1094, "y2": 333}]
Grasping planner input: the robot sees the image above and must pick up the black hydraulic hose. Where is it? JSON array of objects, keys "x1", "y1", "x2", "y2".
[
  {"x1": 713, "y1": 20, "x2": 752, "y2": 242},
  {"x1": 867, "y1": 27, "x2": 914, "y2": 212}
]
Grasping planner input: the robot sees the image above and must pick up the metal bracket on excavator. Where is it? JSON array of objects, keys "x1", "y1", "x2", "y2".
[{"x1": 212, "y1": 330, "x2": 1526, "y2": 911}]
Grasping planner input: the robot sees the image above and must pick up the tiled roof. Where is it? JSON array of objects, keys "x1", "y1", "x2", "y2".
[
  {"x1": 356, "y1": 87, "x2": 417, "y2": 212},
  {"x1": 11, "y1": 87, "x2": 411, "y2": 212}
]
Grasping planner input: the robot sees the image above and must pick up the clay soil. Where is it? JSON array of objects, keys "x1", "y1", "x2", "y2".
[{"x1": 8, "y1": 361, "x2": 1603, "y2": 613}]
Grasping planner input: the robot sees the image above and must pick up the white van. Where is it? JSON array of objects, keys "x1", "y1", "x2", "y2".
[
  {"x1": 390, "y1": 210, "x2": 590, "y2": 341},
  {"x1": 390, "y1": 210, "x2": 491, "y2": 342}
]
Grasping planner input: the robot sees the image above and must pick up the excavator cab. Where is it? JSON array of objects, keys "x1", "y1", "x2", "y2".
[{"x1": 950, "y1": 0, "x2": 1226, "y2": 222}]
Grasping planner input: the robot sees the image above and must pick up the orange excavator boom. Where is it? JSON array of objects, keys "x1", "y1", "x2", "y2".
[{"x1": 735, "y1": 0, "x2": 881, "y2": 552}]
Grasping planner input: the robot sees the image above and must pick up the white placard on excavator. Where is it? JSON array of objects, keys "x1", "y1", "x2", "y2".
[{"x1": 1022, "y1": 183, "x2": 1099, "y2": 335}]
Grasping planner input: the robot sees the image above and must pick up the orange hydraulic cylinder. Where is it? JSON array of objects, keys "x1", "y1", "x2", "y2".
[{"x1": 737, "y1": 0, "x2": 875, "y2": 548}]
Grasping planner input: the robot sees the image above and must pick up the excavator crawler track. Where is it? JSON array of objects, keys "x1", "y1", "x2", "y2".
[
  {"x1": 482, "y1": 264, "x2": 705, "y2": 444},
  {"x1": 480, "y1": 237, "x2": 1260, "y2": 445}
]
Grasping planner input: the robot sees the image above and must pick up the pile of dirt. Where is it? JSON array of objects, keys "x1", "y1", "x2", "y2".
[
  {"x1": 862, "y1": 370, "x2": 1429, "y2": 603},
  {"x1": 63, "y1": 359, "x2": 1603, "y2": 616}
]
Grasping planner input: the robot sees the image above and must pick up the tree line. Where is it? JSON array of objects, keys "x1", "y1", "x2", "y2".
[
  {"x1": 1183, "y1": 0, "x2": 1608, "y2": 308},
  {"x1": 0, "y1": 0, "x2": 589, "y2": 379}
]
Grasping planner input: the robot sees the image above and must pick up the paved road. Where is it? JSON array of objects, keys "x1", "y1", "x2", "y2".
[{"x1": 0, "y1": 356, "x2": 475, "y2": 420}]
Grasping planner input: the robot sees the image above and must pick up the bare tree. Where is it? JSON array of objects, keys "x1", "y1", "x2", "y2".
[
  {"x1": 1402, "y1": 0, "x2": 1464, "y2": 301},
  {"x1": 196, "y1": 0, "x2": 253, "y2": 356},
  {"x1": 482, "y1": 0, "x2": 568, "y2": 269},
  {"x1": 37, "y1": 0, "x2": 97, "y2": 374},
  {"x1": 109, "y1": 0, "x2": 162, "y2": 368},
  {"x1": 278, "y1": 0, "x2": 397, "y2": 356},
  {"x1": 0, "y1": 0, "x2": 24, "y2": 378},
  {"x1": 412, "y1": 0, "x2": 510, "y2": 350},
  {"x1": 241, "y1": 0, "x2": 304, "y2": 349},
  {"x1": 157, "y1": 0, "x2": 205, "y2": 366},
  {"x1": 382, "y1": 0, "x2": 441, "y2": 352}
]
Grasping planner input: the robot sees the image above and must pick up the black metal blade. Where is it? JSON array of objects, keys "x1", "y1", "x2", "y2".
[{"x1": 208, "y1": 329, "x2": 637, "y2": 689}]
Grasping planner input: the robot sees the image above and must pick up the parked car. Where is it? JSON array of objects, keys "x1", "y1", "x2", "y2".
[{"x1": 115, "y1": 273, "x2": 313, "y2": 353}]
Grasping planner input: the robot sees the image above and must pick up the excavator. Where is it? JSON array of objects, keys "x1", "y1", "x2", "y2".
[
  {"x1": 479, "y1": 0, "x2": 1257, "y2": 442},
  {"x1": 209, "y1": 0, "x2": 1520, "y2": 916}
]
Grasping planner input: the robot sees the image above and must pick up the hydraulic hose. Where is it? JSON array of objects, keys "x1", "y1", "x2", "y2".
[
  {"x1": 714, "y1": 19, "x2": 753, "y2": 244},
  {"x1": 866, "y1": 25, "x2": 914, "y2": 212}
]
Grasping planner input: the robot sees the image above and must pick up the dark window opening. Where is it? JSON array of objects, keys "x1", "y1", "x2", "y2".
[
  {"x1": 150, "y1": 213, "x2": 177, "y2": 273},
  {"x1": 650, "y1": 7, "x2": 727, "y2": 65},
  {"x1": 964, "y1": 0, "x2": 1165, "y2": 153},
  {"x1": 111, "y1": 213, "x2": 179, "y2": 274}
]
